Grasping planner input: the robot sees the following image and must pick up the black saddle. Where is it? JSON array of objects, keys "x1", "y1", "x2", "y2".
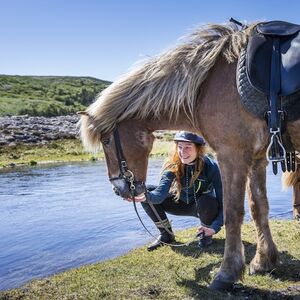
[{"x1": 246, "y1": 20, "x2": 300, "y2": 97}]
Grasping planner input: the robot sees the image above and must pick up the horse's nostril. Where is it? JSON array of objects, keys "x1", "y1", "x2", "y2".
[{"x1": 113, "y1": 186, "x2": 120, "y2": 196}]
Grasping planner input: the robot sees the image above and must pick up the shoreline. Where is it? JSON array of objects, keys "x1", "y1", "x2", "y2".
[{"x1": 0, "y1": 138, "x2": 173, "y2": 169}]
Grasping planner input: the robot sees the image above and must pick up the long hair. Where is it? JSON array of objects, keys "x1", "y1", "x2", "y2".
[
  {"x1": 79, "y1": 23, "x2": 255, "y2": 152},
  {"x1": 163, "y1": 143, "x2": 206, "y2": 200}
]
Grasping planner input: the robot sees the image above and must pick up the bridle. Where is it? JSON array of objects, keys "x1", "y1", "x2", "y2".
[
  {"x1": 108, "y1": 125, "x2": 201, "y2": 247},
  {"x1": 109, "y1": 126, "x2": 136, "y2": 193}
]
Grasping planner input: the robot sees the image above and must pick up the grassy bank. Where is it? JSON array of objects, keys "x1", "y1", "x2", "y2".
[
  {"x1": 0, "y1": 139, "x2": 173, "y2": 168},
  {"x1": 1, "y1": 220, "x2": 299, "y2": 299}
]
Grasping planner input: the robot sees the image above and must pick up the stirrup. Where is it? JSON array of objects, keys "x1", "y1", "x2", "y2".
[
  {"x1": 266, "y1": 130, "x2": 286, "y2": 174},
  {"x1": 266, "y1": 130, "x2": 286, "y2": 162}
]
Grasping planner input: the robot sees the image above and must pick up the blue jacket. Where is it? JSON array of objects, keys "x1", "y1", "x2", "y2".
[{"x1": 147, "y1": 156, "x2": 223, "y2": 233}]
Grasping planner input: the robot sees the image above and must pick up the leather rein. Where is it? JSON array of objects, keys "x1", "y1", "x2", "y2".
[{"x1": 109, "y1": 126, "x2": 200, "y2": 247}]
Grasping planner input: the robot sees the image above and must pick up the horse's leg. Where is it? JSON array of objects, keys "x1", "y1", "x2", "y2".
[
  {"x1": 292, "y1": 159, "x2": 300, "y2": 220},
  {"x1": 246, "y1": 158, "x2": 279, "y2": 274},
  {"x1": 286, "y1": 122, "x2": 300, "y2": 219},
  {"x1": 209, "y1": 153, "x2": 250, "y2": 290}
]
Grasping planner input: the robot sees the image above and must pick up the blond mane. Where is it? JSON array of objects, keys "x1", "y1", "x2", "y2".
[{"x1": 80, "y1": 22, "x2": 255, "y2": 151}]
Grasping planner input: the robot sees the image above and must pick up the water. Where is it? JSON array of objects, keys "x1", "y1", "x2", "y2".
[{"x1": 0, "y1": 160, "x2": 293, "y2": 290}]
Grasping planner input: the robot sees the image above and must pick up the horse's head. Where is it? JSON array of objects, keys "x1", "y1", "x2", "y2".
[{"x1": 100, "y1": 120, "x2": 155, "y2": 199}]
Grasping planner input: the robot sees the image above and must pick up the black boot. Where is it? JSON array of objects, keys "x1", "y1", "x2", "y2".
[
  {"x1": 147, "y1": 220, "x2": 175, "y2": 251},
  {"x1": 198, "y1": 235, "x2": 213, "y2": 248}
]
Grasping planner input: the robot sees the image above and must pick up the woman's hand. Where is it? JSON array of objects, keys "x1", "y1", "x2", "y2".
[
  {"x1": 197, "y1": 226, "x2": 215, "y2": 237},
  {"x1": 124, "y1": 193, "x2": 146, "y2": 202}
]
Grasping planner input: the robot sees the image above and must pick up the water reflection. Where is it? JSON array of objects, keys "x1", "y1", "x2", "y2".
[{"x1": 0, "y1": 160, "x2": 293, "y2": 290}]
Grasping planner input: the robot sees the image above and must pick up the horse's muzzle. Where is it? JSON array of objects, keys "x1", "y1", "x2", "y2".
[{"x1": 111, "y1": 178, "x2": 146, "y2": 199}]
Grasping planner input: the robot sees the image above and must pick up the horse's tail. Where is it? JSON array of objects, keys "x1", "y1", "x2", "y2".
[
  {"x1": 282, "y1": 171, "x2": 298, "y2": 189},
  {"x1": 77, "y1": 111, "x2": 101, "y2": 152}
]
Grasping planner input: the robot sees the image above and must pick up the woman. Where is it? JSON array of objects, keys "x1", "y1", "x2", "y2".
[{"x1": 128, "y1": 131, "x2": 223, "y2": 251}]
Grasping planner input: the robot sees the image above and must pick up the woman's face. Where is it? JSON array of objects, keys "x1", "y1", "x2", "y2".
[{"x1": 177, "y1": 141, "x2": 197, "y2": 164}]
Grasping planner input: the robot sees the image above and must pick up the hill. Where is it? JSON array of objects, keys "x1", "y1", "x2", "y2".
[{"x1": 0, "y1": 75, "x2": 111, "y2": 116}]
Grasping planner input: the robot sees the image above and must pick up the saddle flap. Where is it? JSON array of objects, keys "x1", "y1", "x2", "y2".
[
  {"x1": 281, "y1": 35, "x2": 300, "y2": 95},
  {"x1": 257, "y1": 20, "x2": 300, "y2": 36}
]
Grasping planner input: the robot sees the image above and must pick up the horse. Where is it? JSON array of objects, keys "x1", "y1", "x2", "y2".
[{"x1": 79, "y1": 22, "x2": 300, "y2": 290}]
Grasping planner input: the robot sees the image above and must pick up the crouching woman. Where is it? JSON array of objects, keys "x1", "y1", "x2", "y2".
[{"x1": 129, "y1": 131, "x2": 224, "y2": 251}]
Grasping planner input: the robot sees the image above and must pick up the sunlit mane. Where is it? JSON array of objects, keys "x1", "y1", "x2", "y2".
[{"x1": 80, "y1": 22, "x2": 255, "y2": 151}]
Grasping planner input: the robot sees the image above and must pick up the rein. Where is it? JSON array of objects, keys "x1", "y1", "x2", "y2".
[{"x1": 110, "y1": 126, "x2": 200, "y2": 247}]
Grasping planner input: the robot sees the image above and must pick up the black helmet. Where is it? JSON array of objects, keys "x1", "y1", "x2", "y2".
[{"x1": 174, "y1": 131, "x2": 206, "y2": 145}]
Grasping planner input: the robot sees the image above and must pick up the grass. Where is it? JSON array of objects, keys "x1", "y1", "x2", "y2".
[
  {"x1": 0, "y1": 139, "x2": 173, "y2": 168},
  {"x1": 0, "y1": 75, "x2": 110, "y2": 116},
  {"x1": 0, "y1": 139, "x2": 97, "y2": 168},
  {"x1": 0, "y1": 220, "x2": 299, "y2": 299}
]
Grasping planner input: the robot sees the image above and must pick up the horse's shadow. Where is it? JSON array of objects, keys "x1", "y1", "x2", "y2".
[
  {"x1": 175, "y1": 277, "x2": 300, "y2": 300},
  {"x1": 244, "y1": 241, "x2": 300, "y2": 282},
  {"x1": 171, "y1": 238, "x2": 300, "y2": 299}
]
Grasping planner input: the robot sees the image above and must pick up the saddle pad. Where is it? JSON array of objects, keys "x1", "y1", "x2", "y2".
[{"x1": 246, "y1": 21, "x2": 300, "y2": 96}]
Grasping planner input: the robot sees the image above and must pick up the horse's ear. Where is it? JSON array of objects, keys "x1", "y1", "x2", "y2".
[{"x1": 77, "y1": 111, "x2": 90, "y2": 117}]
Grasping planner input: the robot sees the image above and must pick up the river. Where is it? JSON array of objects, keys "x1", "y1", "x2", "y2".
[{"x1": 0, "y1": 160, "x2": 293, "y2": 290}]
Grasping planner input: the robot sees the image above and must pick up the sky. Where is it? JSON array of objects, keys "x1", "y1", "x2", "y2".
[{"x1": 1, "y1": 0, "x2": 300, "y2": 82}]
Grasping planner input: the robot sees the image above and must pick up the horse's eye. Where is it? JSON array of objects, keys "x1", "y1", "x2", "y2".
[{"x1": 102, "y1": 138, "x2": 110, "y2": 146}]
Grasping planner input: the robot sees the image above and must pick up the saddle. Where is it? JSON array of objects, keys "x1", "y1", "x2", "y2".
[
  {"x1": 237, "y1": 20, "x2": 300, "y2": 174},
  {"x1": 246, "y1": 21, "x2": 300, "y2": 97}
]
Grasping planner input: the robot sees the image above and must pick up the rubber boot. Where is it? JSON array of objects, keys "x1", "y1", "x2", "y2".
[
  {"x1": 198, "y1": 235, "x2": 213, "y2": 248},
  {"x1": 147, "y1": 220, "x2": 175, "y2": 251}
]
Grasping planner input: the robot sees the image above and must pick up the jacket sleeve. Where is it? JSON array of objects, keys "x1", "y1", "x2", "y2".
[
  {"x1": 206, "y1": 159, "x2": 224, "y2": 234},
  {"x1": 146, "y1": 171, "x2": 175, "y2": 204}
]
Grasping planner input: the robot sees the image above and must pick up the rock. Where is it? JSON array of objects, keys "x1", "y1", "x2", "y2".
[
  {"x1": 0, "y1": 115, "x2": 80, "y2": 145},
  {"x1": 8, "y1": 142, "x2": 17, "y2": 148}
]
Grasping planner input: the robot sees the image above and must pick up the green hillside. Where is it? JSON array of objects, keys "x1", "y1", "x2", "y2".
[{"x1": 0, "y1": 75, "x2": 111, "y2": 116}]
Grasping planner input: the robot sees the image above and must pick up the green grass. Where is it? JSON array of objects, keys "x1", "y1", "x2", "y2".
[
  {"x1": 0, "y1": 139, "x2": 100, "y2": 167},
  {"x1": 0, "y1": 139, "x2": 173, "y2": 168},
  {"x1": 0, "y1": 75, "x2": 110, "y2": 116},
  {"x1": 1, "y1": 221, "x2": 299, "y2": 299}
]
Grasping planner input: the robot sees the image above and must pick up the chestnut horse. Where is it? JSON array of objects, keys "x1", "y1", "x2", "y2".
[{"x1": 79, "y1": 23, "x2": 300, "y2": 289}]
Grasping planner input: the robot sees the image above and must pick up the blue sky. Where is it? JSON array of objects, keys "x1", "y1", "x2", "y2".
[{"x1": 1, "y1": 0, "x2": 300, "y2": 81}]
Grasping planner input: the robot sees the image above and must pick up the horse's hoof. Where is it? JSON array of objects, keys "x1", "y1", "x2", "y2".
[
  {"x1": 249, "y1": 265, "x2": 256, "y2": 275},
  {"x1": 249, "y1": 260, "x2": 274, "y2": 275},
  {"x1": 295, "y1": 214, "x2": 300, "y2": 221},
  {"x1": 208, "y1": 278, "x2": 234, "y2": 291}
]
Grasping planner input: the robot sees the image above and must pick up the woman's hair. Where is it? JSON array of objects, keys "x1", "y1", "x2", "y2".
[{"x1": 162, "y1": 143, "x2": 206, "y2": 200}]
